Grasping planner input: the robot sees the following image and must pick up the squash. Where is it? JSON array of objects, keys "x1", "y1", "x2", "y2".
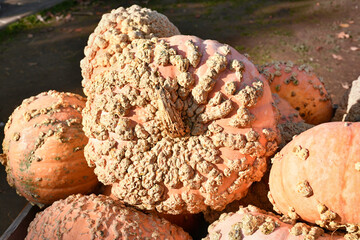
[
  {"x1": 269, "y1": 122, "x2": 360, "y2": 236},
  {"x1": 259, "y1": 61, "x2": 333, "y2": 125},
  {"x1": 81, "y1": 33, "x2": 280, "y2": 214},
  {"x1": 80, "y1": 5, "x2": 180, "y2": 97},
  {"x1": 204, "y1": 205, "x2": 345, "y2": 239},
  {"x1": 26, "y1": 194, "x2": 191, "y2": 240},
  {"x1": 102, "y1": 185, "x2": 207, "y2": 236},
  {"x1": 1, "y1": 91, "x2": 98, "y2": 207}
]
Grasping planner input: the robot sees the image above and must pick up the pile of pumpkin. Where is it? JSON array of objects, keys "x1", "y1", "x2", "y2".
[{"x1": 1, "y1": 5, "x2": 359, "y2": 239}]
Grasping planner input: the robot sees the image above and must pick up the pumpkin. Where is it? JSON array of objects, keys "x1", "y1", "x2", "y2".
[
  {"x1": 259, "y1": 61, "x2": 333, "y2": 125},
  {"x1": 1, "y1": 91, "x2": 98, "y2": 207},
  {"x1": 203, "y1": 168, "x2": 273, "y2": 224},
  {"x1": 269, "y1": 122, "x2": 360, "y2": 236},
  {"x1": 81, "y1": 32, "x2": 280, "y2": 214},
  {"x1": 80, "y1": 4, "x2": 180, "y2": 97},
  {"x1": 272, "y1": 93, "x2": 303, "y2": 125},
  {"x1": 204, "y1": 205, "x2": 345, "y2": 240},
  {"x1": 26, "y1": 194, "x2": 191, "y2": 240},
  {"x1": 272, "y1": 92, "x2": 313, "y2": 147},
  {"x1": 102, "y1": 185, "x2": 207, "y2": 236}
]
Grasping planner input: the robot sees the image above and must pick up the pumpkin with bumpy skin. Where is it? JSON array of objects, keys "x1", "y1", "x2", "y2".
[
  {"x1": 259, "y1": 61, "x2": 333, "y2": 125},
  {"x1": 81, "y1": 32, "x2": 280, "y2": 214},
  {"x1": 269, "y1": 122, "x2": 360, "y2": 238},
  {"x1": 80, "y1": 4, "x2": 180, "y2": 97},
  {"x1": 272, "y1": 93, "x2": 303, "y2": 125},
  {"x1": 26, "y1": 194, "x2": 191, "y2": 240},
  {"x1": 1, "y1": 91, "x2": 98, "y2": 207},
  {"x1": 272, "y1": 93, "x2": 313, "y2": 147},
  {"x1": 102, "y1": 184, "x2": 207, "y2": 236},
  {"x1": 204, "y1": 205, "x2": 345, "y2": 240}
]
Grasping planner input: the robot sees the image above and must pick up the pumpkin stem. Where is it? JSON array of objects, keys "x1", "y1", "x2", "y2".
[{"x1": 156, "y1": 86, "x2": 186, "y2": 138}]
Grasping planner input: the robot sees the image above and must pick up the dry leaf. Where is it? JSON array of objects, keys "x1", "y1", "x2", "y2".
[
  {"x1": 350, "y1": 46, "x2": 359, "y2": 51},
  {"x1": 341, "y1": 82, "x2": 350, "y2": 89},
  {"x1": 332, "y1": 54, "x2": 343, "y2": 60},
  {"x1": 339, "y1": 23, "x2": 350, "y2": 28},
  {"x1": 337, "y1": 31, "x2": 350, "y2": 39}
]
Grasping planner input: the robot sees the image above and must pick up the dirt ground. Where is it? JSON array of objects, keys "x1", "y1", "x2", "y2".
[{"x1": 0, "y1": 0, "x2": 359, "y2": 236}]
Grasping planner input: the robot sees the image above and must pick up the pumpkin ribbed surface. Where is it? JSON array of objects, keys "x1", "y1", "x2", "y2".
[
  {"x1": 1, "y1": 91, "x2": 98, "y2": 206},
  {"x1": 204, "y1": 205, "x2": 345, "y2": 240},
  {"x1": 26, "y1": 194, "x2": 191, "y2": 240},
  {"x1": 81, "y1": 32, "x2": 279, "y2": 214},
  {"x1": 269, "y1": 122, "x2": 360, "y2": 236}
]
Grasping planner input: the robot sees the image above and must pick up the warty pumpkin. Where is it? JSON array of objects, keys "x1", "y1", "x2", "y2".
[
  {"x1": 80, "y1": 4, "x2": 180, "y2": 97},
  {"x1": 204, "y1": 205, "x2": 345, "y2": 240},
  {"x1": 269, "y1": 122, "x2": 360, "y2": 238},
  {"x1": 1, "y1": 91, "x2": 98, "y2": 206},
  {"x1": 272, "y1": 93, "x2": 303, "y2": 125},
  {"x1": 259, "y1": 61, "x2": 333, "y2": 125},
  {"x1": 26, "y1": 194, "x2": 192, "y2": 240},
  {"x1": 203, "y1": 168, "x2": 273, "y2": 224},
  {"x1": 81, "y1": 31, "x2": 280, "y2": 214},
  {"x1": 272, "y1": 92, "x2": 313, "y2": 147},
  {"x1": 102, "y1": 184, "x2": 207, "y2": 236}
]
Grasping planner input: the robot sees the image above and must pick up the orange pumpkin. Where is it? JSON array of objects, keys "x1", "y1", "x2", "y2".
[
  {"x1": 259, "y1": 61, "x2": 333, "y2": 125},
  {"x1": 80, "y1": 5, "x2": 180, "y2": 97},
  {"x1": 204, "y1": 205, "x2": 345, "y2": 240},
  {"x1": 26, "y1": 194, "x2": 191, "y2": 240},
  {"x1": 102, "y1": 184, "x2": 207, "y2": 236},
  {"x1": 269, "y1": 122, "x2": 360, "y2": 234},
  {"x1": 272, "y1": 93, "x2": 303, "y2": 125},
  {"x1": 1, "y1": 91, "x2": 98, "y2": 206},
  {"x1": 81, "y1": 33, "x2": 280, "y2": 214},
  {"x1": 203, "y1": 167, "x2": 273, "y2": 224}
]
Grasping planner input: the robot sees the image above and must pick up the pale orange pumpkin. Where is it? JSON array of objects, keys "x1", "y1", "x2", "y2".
[
  {"x1": 1, "y1": 91, "x2": 98, "y2": 206},
  {"x1": 102, "y1": 184, "x2": 207, "y2": 236},
  {"x1": 204, "y1": 205, "x2": 345, "y2": 240},
  {"x1": 26, "y1": 194, "x2": 191, "y2": 240},
  {"x1": 81, "y1": 33, "x2": 280, "y2": 214},
  {"x1": 259, "y1": 61, "x2": 333, "y2": 125},
  {"x1": 203, "y1": 168, "x2": 273, "y2": 224},
  {"x1": 272, "y1": 93, "x2": 303, "y2": 125},
  {"x1": 80, "y1": 4, "x2": 180, "y2": 97},
  {"x1": 269, "y1": 122, "x2": 360, "y2": 235}
]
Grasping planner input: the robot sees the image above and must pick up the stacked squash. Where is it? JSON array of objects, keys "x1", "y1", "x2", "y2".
[{"x1": 1, "y1": 4, "x2": 359, "y2": 240}]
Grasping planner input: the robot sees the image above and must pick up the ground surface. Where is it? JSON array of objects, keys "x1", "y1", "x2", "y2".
[{"x1": 0, "y1": 0, "x2": 359, "y2": 236}]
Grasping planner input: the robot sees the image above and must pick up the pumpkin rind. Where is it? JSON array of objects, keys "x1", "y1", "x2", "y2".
[
  {"x1": 2, "y1": 91, "x2": 98, "y2": 206},
  {"x1": 269, "y1": 122, "x2": 360, "y2": 233},
  {"x1": 26, "y1": 194, "x2": 191, "y2": 240},
  {"x1": 81, "y1": 33, "x2": 280, "y2": 214},
  {"x1": 259, "y1": 61, "x2": 333, "y2": 125},
  {"x1": 204, "y1": 205, "x2": 345, "y2": 240}
]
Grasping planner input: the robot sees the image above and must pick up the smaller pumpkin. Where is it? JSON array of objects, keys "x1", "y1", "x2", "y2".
[
  {"x1": 272, "y1": 93, "x2": 303, "y2": 125},
  {"x1": 204, "y1": 205, "x2": 345, "y2": 240},
  {"x1": 26, "y1": 194, "x2": 192, "y2": 240},
  {"x1": 259, "y1": 61, "x2": 333, "y2": 125},
  {"x1": 1, "y1": 91, "x2": 98, "y2": 207},
  {"x1": 269, "y1": 122, "x2": 360, "y2": 234},
  {"x1": 102, "y1": 185, "x2": 207, "y2": 237}
]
